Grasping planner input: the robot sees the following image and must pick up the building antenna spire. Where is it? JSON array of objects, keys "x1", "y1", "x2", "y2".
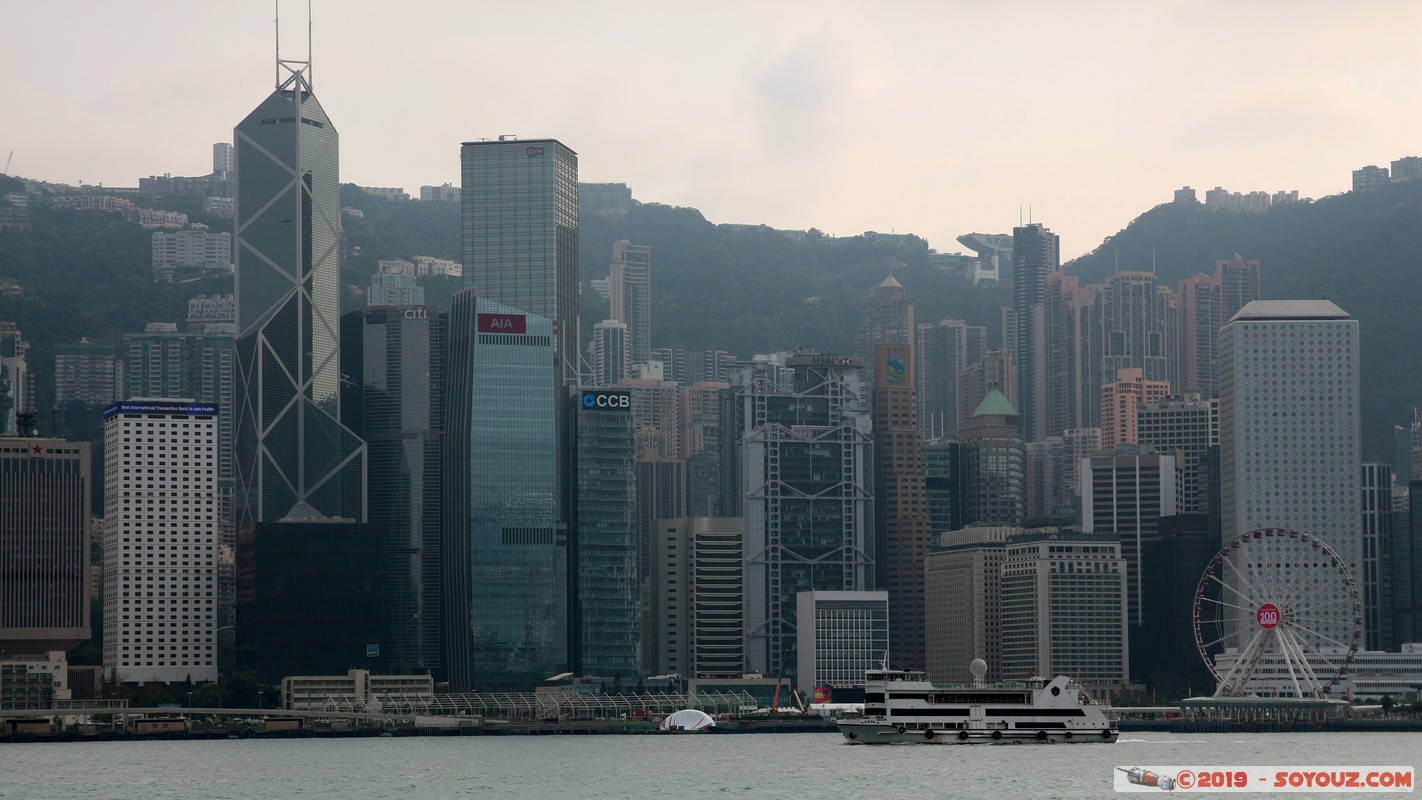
[
  {"x1": 274, "y1": 0, "x2": 313, "y2": 93},
  {"x1": 308, "y1": 0, "x2": 314, "y2": 89}
]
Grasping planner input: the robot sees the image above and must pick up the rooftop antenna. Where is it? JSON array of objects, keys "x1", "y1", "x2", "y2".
[{"x1": 274, "y1": 0, "x2": 313, "y2": 93}]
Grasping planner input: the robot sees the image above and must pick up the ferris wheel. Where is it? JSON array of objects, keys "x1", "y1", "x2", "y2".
[{"x1": 1192, "y1": 528, "x2": 1361, "y2": 698}]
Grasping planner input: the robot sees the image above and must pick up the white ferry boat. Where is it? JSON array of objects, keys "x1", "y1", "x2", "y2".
[{"x1": 836, "y1": 664, "x2": 1118, "y2": 745}]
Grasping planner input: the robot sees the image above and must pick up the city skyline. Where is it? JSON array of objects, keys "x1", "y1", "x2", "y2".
[
  {"x1": 4, "y1": 3, "x2": 1421, "y2": 259},
  {"x1": 3, "y1": 4, "x2": 1421, "y2": 710}
]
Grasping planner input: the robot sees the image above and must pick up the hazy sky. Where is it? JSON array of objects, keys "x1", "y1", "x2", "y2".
[{"x1": 5, "y1": 2, "x2": 1419, "y2": 259}]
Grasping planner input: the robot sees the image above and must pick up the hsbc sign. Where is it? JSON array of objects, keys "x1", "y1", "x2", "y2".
[{"x1": 581, "y1": 391, "x2": 631, "y2": 410}]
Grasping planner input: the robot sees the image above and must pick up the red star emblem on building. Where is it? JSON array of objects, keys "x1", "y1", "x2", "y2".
[{"x1": 30, "y1": 442, "x2": 43, "y2": 455}]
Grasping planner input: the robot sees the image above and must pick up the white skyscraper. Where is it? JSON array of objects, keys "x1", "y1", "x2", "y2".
[
  {"x1": 1219, "y1": 300, "x2": 1361, "y2": 640},
  {"x1": 608, "y1": 240, "x2": 651, "y2": 368},
  {"x1": 591, "y1": 319, "x2": 631, "y2": 386},
  {"x1": 102, "y1": 399, "x2": 219, "y2": 683}
]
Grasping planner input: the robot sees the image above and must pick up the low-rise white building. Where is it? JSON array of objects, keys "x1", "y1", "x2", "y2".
[
  {"x1": 1213, "y1": 643, "x2": 1422, "y2": 701},
  {"x1": 281, "y1": 669, "x2": 434, "y2": 711},
  {"x1": 152, "y1": 230, "x2": 232, "y2": 280},
  {"x1": 0, "y1": 651, "x2": 71, "y2": 710}
]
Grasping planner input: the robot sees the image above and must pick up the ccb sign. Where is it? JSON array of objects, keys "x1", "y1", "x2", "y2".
[{"x1": 582, "y1": 391, "x2": 631, "y2": 410}]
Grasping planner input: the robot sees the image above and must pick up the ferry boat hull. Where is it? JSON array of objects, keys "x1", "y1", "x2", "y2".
[{"x1": 837, "y1": 721, "x2": 1118, "y2": 745}]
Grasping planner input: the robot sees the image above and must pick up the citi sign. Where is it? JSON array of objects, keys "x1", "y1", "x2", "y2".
[
  {"x1": 477, "y1": 313, "x2": 526, "y2": 334},
  {"x1": 582, "y1": 391, "x2": 631, "y2": 410}
]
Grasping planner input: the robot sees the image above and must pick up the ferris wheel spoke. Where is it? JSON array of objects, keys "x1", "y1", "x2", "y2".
[
  {"x1": 1196, "y1": 594, "x2": 1260, "y2": 616},
  {"x1": 1286, "y1": 619, "x2": 1358, "y2": 654},
  {"x1": 1221, "y1": 552, "x2": 1285, "y2": 605},
  {"x1": 1285, "y1": 628, "x2": 1345, "y2": 690},
  {"x1": 1205, "y1": 569, "x2": 1261, "y2": 609},
  {"x1": 1272, "y1": 628, "x2": 1309, "y2": 697},
  {"x1": 1288, "y1": 625, "x2": 1350, "y2": 666},
  {"x1": 1276, "y1": 625, "x2": 1328, "y2": 696},
  {"x1": 1199, "y1": 625, "x2": 1252, "y2": 652}
]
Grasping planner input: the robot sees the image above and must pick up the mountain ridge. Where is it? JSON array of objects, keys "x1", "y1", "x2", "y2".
[{"x1": 1, "y1": 174, "x2": 1416, "y2": 459}]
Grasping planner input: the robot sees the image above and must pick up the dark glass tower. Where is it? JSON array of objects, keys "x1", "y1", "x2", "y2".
[
  {"x1": 443, "y1": 292, "x2": 563, "y2": 689},
  {"x1": 233, "y1": 59, "x2": 365, "y2": 527},
  {"x1": 1011, "y1": 223, "x2": 1059, "y2": 442},
  {"x1": 342, "y1": 305, "x2": 445, "y2": 672},
  {"x1": 573, "y1": 389, "x2": 640, "y2": 680}
]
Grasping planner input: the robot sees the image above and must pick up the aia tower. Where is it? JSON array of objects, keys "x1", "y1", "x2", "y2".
[{"x1": 442, "y1": 293, "x2": 563, "y2": 690}]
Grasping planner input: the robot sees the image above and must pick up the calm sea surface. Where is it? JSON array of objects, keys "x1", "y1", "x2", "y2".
[{"x1": 2, "y1": 732, "x2": 1419, "y2": 799}]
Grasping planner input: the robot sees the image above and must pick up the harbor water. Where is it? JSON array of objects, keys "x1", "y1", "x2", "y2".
[{"x1": 2, "y1": 731, "x2": 1419, "y2": 799}]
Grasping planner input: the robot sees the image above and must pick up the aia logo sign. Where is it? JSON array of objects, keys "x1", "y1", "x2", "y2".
[{"x1": 477, "y1": 313, "x2": 526, "y2": 334}]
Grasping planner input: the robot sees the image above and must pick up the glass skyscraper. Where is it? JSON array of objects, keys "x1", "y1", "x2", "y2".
[
  {"x1": 460, "y1": 138, "x2": 579, "y2": 386},
  {"x1": 573, "y1": 389, "x2": 639, "y2": 680},
  {"x1": 342, "y1": 305, "x2": 445, "y2": 673},
  {"x1": 1012, "y1": 223, "x2": 1059, "y2": 442},
  {"x1": 443, "y1": 292, "x2": 563, "y2": 689},
  {"x1": 233, "y1": 62, "x2": 365, "y2": 526}
]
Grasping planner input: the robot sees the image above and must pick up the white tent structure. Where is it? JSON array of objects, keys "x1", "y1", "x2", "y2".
[{"x1": 659, "y1": 709, "x2": 716, "y2": 732}]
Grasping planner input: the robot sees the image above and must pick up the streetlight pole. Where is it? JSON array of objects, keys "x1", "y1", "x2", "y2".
[{"x1": 258, "y1": 691, "x2": 264, "y2": 712}]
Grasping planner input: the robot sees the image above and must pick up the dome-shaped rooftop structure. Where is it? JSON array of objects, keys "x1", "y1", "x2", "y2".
[{"x1": 659, "y1": 708, "x2": 716, "y2": 732}]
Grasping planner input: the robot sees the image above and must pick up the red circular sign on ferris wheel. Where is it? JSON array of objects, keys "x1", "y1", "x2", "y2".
[{"x1": 1257, "y1": 603, "x2": 1280, "y2": 629}]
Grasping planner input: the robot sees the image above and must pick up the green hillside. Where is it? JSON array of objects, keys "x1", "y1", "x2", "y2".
[
  {"x1": 576, "y1": 204, "x2": 1008, "y2": 356},
  {"x1": 1067, "y1": 180, "x2": 1422, "y2": 460},
  {"x1": 1, "y1": 175, "x2": 1416, "y2": 461},
  {"x1": 0, "y1": 206, "x2": 232, "y2": 416}
]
